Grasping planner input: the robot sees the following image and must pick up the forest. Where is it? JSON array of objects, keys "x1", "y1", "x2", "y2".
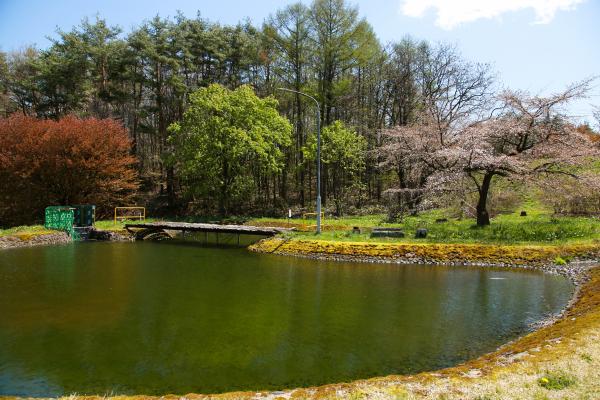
[{"x1": 1, "y1": 0, "x2": 599, "y2": 227}]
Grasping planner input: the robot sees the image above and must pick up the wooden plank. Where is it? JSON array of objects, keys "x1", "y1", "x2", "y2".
[{"x1": 124, "y1": 221, "x2": 292, "y2": 236}]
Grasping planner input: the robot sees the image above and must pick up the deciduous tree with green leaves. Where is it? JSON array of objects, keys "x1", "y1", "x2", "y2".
[
  {"x1": 304, "y1": 120, "x2": 366, "y2": 214},
  {"x1": 168, "y1": 84, "x2": 292, "y2": 214}
]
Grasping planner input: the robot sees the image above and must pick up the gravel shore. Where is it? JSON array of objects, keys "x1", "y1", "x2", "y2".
[
  {"x1": 0, "y1": 232, "x2": 72, "y2": 250},
  {"x1": 0, "y1": 229, "x2": 132, "y2": 251}
]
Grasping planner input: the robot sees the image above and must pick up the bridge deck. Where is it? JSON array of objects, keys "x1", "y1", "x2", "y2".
[{"x1": 125, "y1": 221, "x2": 291, "y2": 236}]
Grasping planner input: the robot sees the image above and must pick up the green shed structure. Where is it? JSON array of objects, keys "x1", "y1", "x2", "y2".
[{"x1": 44, "y1": 205, "x2": 95, "y2": 239}]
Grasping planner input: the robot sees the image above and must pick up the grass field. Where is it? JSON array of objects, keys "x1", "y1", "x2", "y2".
[
  {"x1": 249, "y1": 208, "x2": 600, "y2": 245},
  {"x1": 3, "y1": 206, "x2": 599, "y2": 246}
]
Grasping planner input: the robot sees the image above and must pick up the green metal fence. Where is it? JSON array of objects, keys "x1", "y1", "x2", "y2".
[{"x1": 45, "y1": 206, "x2": 76, "y2": 237}]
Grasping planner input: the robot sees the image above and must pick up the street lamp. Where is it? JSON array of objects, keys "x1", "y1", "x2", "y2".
[{"x1": 276, "y1": 87, "x2": 322, "y2": 234}]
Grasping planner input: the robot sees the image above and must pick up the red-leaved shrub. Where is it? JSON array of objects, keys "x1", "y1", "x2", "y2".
[{"x1": 0, "y1": 115, "x2": 139, "y2": 226}]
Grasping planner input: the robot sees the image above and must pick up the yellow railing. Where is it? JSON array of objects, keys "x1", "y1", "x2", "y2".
[
  {"x1": 302, "y1": 212, "x2": 325, "y2": 227},
  {"x1": 114, "y1": 207, "x2": 146, "y2": 225}
]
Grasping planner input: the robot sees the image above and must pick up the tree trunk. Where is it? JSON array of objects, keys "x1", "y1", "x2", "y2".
[
  {"x1": 280, "y1": 159, "x2": 288, "y2": 202},
  {"x1": 321, "y1": 164, "x2": 327, "y2": 207},
  {"x1": 219, "y1": 161, "x2": 229, "y2": 216},
  {"x1": 296, "y1": 91, "x2": 305, "y2": 207},
  {"x1": 476, "y1": 172, "x2": 494, "y2": 226},
  {"x1": 166, "y1": 166, "x2": 175, "y2": 208}
]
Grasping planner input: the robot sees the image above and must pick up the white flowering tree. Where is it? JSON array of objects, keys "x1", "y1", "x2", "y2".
[
  {"x1": 378, "y1": 115, "x2": 444, "y2": 218},
  {"x1": 379, "y1": 80, "x2": 599, "y2": 225},
  {"x1": 428, "y1": 80, "x2": 599, "y2": 226},
  {"x1": 378, "y1": 45, "x2": 494, "y2": 219}
]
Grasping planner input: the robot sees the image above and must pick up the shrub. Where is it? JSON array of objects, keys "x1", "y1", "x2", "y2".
[
  {"x1": 537, "y1": 372, "x2": 576, "y2": 390},
  {"x1": 0, "y1": 114, "x2": 139, "y2": 226},
  {"x1": 554, "y1": 256, "x2": 567, "y2": 265},
  {"x1": 538, "y1": 174, "x2": 600, "y2": 216}
]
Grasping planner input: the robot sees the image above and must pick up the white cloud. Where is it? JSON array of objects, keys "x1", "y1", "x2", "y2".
[{"x1": 400, "y1": 0, "x2": 586, "y2": 30}]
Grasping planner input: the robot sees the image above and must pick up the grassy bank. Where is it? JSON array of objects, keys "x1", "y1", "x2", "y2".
[
  {"x1": 249, "y1": 237, "x2": 600, "y2": 267},
  {"x1": 0, "y1": 225, "x2": 56, "y2": 239},
  {"x1": 3, "y1": 207, "x2": 599, "y2": 246},
  {"x1": 0, "y1": 226, "x2": 70, "y2": 249},
  {"x1": 249, "y1": 209, "x2": 600, "y2": 246}
]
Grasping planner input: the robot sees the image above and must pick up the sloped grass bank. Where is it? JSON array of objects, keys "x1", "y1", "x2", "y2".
[
  {"x1": 0, "y1": 225, "x2": 56, "y2": 238},
  {"x1": 249, "y1": 237, "x2": 600, "y2": 270}
]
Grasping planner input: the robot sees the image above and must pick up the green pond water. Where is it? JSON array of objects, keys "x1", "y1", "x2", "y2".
[{"x1": 0, "y1": 240, "x2": 573, "y2": 396}]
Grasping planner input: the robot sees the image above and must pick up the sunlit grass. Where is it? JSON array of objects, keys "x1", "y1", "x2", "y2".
[
  {"x1": 249, "y1": 208, "x2": 600, "y2": 245},
  {"x1": 0, "y1": 225, "x2": 55, "y2": 237},
  {"x1": 3, "y1": 204, "x2": 599, "y2": 246}
]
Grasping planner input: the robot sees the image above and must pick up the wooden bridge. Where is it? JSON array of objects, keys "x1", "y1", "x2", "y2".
[{"x1": 125, "y1": 221, "x2": 292, "y2": 241}]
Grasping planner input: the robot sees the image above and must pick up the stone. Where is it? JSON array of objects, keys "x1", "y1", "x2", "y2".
[
  {"x1": 370, "y1": 228, "x2": 405, "y2": 238},
  {"x1": 415, "y1": 228, "x2": 428, "y2": 238}
]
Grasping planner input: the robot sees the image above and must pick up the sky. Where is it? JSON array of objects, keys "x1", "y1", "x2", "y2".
[{"x1": 0, "y1": 0, "x2": 599, "y2": 124}]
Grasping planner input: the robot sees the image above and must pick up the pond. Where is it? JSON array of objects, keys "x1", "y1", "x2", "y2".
[{"x1": 0, "y1": 240, "x2": 573, "y2": 396}]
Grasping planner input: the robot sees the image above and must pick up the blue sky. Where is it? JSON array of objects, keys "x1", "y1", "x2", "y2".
[{"x1": 0, "y1": 0, "x2": 598, "y2": 124}]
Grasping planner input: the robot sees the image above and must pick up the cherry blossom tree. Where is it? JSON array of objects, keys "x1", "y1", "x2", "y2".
[
  {"x1": 537, "y1": 172, "x2": 600, "y2": 215},
  {"x1": 378, "y1": 47, "x2": 494, "y2": 220},
  {"x1": 378, "y1": 114, "x2": 444, "y2": 218},
  {"x1": 428, "y1": 80, "x2": 599, "y2": 226},
  {"x1": 379, "y1": 79, "x2": 599, "y2": 225},
  {"x1": 594, "y1": 105, "x2": 600, "y2": 131}
]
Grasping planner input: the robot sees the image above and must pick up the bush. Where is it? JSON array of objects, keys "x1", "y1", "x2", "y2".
[
  {"x1": 487, "y1": 188, "x2": 523, "y2": 216},
  {"x1": 0, "y1": 115, "x2": 139, "y2": 226},
  {"x1": 537, "y1": 372, "x2": 576, "y2": 390},
  {"x1": 538, "y1": 174, "x2": 600, "y2": 216},
  {"x1": 554, "y1": 256, "x2": 567, "y2": 265}
]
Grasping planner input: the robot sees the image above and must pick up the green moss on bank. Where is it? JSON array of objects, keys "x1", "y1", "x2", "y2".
[
  {"x1": 0, "y1": 225, "x2": 57, "y2": 240},
  {"x1": 250, "y1": 237, "x2": 600, "y2": 265}
]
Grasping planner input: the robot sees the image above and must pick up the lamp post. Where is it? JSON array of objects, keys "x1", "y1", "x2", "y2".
[{"x1": 276, "y1": 88, "x2": 321, "y2": 234}]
